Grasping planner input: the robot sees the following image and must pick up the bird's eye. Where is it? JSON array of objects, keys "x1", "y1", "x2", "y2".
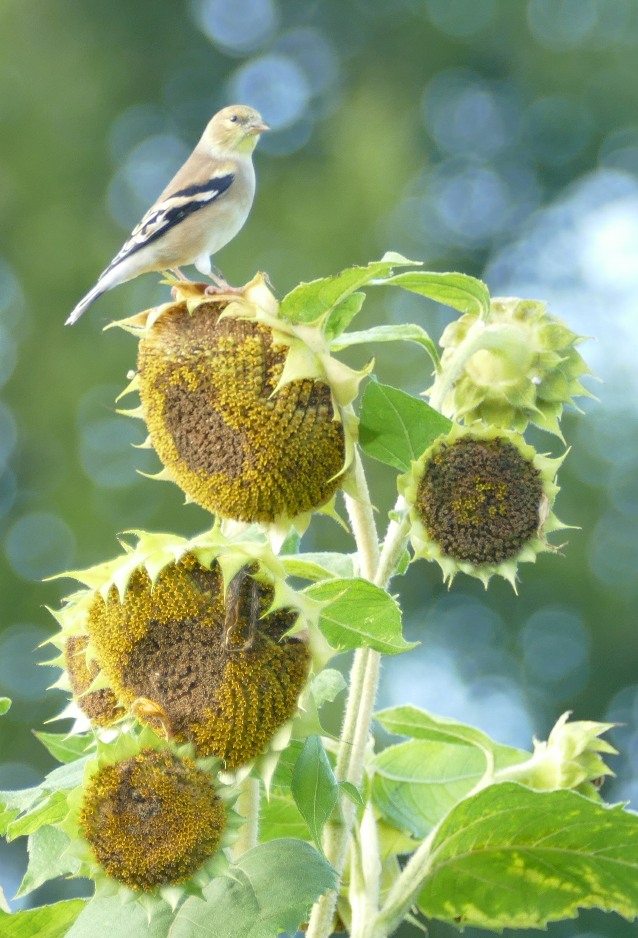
[{"x1": 229, "y1": 115, "x2": 239, "y2": 123}]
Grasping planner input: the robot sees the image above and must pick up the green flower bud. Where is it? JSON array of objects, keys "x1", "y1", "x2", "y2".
[{"x1": 429, "y1": 298, "x2": 592, "y2": 437}]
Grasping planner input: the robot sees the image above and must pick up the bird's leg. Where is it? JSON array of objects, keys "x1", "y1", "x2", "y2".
[
  {"x1": 169, "y1": 267, "x2": 188, "y2": 280},
  {"x1": 205, "y1": 268, "x2": 245, "y2": 296}
]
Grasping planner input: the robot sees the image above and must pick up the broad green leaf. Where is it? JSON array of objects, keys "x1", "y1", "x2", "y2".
[
  {"x1": 331, "y1": 323, "x2": 439, "y2": 370},
  {"x1": 375, "y1": 704, "x2": 528, "y2": 767},
  {"x1": 372, "y1": 739, "x2": 490, "y2": 837},
  {"x1": 270, "y1": 740, "x2": 305, "y2": 789},
  {"x1": 171, "y1": 839, "x2": 337, "y2": 938},
  {"x1": 382, "y1": 271, "x2": 490, "y2": 319},
  {"x1": 377, "y1": 819, "x2": 419, "y2": 861},
  {"x1": 34, "y1": 731, "x2": 93, "y2": 764},
  {"x1": 6, "y1": 792, "x2": 68, "y2": 840},
  {"x1": 418, "y1": 783, "x2": 638, "y2": 931},
  {"x1": 65, "y1": 897, "x2": 173, "y2": 938},
  {"x1": 359, "y1": 382, "x2": 451, "y2": 472},
  {"x1": 0, "y1": 697, "x2": 11, "y2": 715},
  {"x1": 324, "y1": 291, "x2": 366, "y2": 340},
  {"x1": 0, "y1": 885, "x2": 9, "y2": 913},
  {"x1": 280, "y1": 253, "x2": 418, "y2": 325},
  {"x1": 291, "y1": 735, "x2": 339, "y2": 848},
  {"x1": 280, "y1": 551, "x2": 355, "y2": 582},
  {"x1": 0, "y1": 900, "x2": 86, "y2": 938},
  {"x1": 306, "y1": 578, "x2": 416, "y2": 655},
  {"x1": 16, "y1": 826, "x2": 79, "y2": 898},
  {"x1": 259, "y1": 790, "x2": 309, "y2": 843}
]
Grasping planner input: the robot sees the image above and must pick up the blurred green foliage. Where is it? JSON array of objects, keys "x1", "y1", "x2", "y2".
[{"x1": 2, "y1": 1, "x2": 638, "y2": 933}]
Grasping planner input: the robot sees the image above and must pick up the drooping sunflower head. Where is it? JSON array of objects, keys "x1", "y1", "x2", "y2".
[
  {"x1": 429, "y1": 297, "x2": 592, "y2": 437},
  {"x1": 114, "y1": 275, "x2": 365, "y2": 533},
  {"x1": 399, "y1": 423, "x2": 565, "y2": 587},
  {"x1": 64, "y1": 730, "x2": 237, "y2": 911},
  {"x1": 54, "y1": 529, "x2": 325, "y2": 770}
]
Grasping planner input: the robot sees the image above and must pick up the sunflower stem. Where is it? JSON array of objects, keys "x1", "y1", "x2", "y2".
[
  {"x1": 231, "y1": 775, "x2": 260, "y2": 859},
  {"x1": 306, "y1": 456, "x2": 412, "y2": 938}
]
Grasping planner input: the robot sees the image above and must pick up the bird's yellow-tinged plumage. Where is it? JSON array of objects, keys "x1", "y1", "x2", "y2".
[{"x1": 66, "y1": 104, "x2": 268, "y2": 325}]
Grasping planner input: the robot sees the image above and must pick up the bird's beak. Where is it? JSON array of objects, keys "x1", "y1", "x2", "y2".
[{"x1": 249, "y1": 121, "x2": 270, "y2": 135}]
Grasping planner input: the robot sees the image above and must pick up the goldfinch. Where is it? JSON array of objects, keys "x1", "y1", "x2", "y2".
[{"x1": 66, "y1": 104, "x2": 269, "y2": 325}]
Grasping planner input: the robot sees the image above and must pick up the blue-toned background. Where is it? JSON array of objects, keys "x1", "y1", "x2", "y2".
[{"x1": 1, "y1": 1, "x2": 638, "y2": 934}]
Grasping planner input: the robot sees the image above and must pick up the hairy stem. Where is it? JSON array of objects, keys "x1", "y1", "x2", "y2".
[
  {"x1": 231, "y1": 775, "x2": 260, "y2": 859},
  {"x1": 306, "y1": 459, "x2": 412, "y2": 938}
]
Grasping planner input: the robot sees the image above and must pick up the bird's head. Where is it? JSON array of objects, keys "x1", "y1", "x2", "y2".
[{"x1": 205, "y1": 105, "x2": 269, "y2": 155}]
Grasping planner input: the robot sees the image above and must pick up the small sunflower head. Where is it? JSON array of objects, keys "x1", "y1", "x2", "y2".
[
  {"x1": 54, "y1": 530, "x2": 323, "y2": 769},
  {"x1": 430, "y1": 297, "x2": 591, "y2": 436},
  {"x1": 399, "y1": 423, "x2": 564, "y2": 587},
  {"x1": 115, "y1": 276, "x2": 365, "y2": 530},
  {"x1": 65, "y1": 731, "x2": 237, "y2": 910}
]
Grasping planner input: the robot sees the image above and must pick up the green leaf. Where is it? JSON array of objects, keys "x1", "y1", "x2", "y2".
[
  {"x1": 34, "y1": 731, "x2": 93, "y2": 764},
  {"x1": 306, "y1": 578, "x2": 416, "y2": 655},
  {"x1": 331, "y1": 323, "x2": 439, "y2": 370},
  {"x1": 65, "y1": 897, "x2": 173, "y2": 938},
  {"x1": 41, "y1": 758, "x2": 88, "y2": 793},
  {"x1": 359, "y1": 382, "x2": 451, "y2": 472},
  {"x1": 375, "y1": 704, "x2": 528, "y2": 767},
  {"x1": 280, "y1": 551, "x2": 355, "y2": 582},
  {"x1": 309, "y1": 668, "x2": 347, "y2": 709},
  {"x1": 324, "y1": 291, "x2": 366, "y2": 340},
  {"x1": 291, "y1": 735, "x2": 339, "y2": 848},
  {"x1": 418, "y1": 783, "x2": 638, "y2": 931},
  {"x1": 259, "y1": 790, "x2": 309, "y2": 843},
  {"x1": 172, "y1": 839, "x2": 337, "y2": 938},
  {"x1": 0, "y1": 697, "x2": 11, "y2": 715},
  {"x1": 340, "y1": 781, "x2": 365, "y2": 808},
  {"x1": 280, "y1": 253, "x2": 418, "y2": 325},
  {"x1": 16, "y1": 826, "x2": 79, "y2": 898},
  {"x1": 382, "y1": 271, "x2": 490, "y2": 319},
  {"x1": 0, "y1": 787, "x2": 42, "y2": 835},
  {"x1": 371, "y1": 739, "x2": 489, "y2": 838},
  {"x1": 6, "y1": 792, "x2": 68, "y2": 841},
  {"x1": 0, "y1": 900, "x2": 86, "y2": 938}
]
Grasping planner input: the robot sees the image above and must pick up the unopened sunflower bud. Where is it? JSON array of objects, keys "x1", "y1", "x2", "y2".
[
  {"x1": 399, "y1": 424, "x2": 564, "y2": 587},
  {"x1": 429, "y1": 298, "x2": 591, "y2": 437},
  {"x1": 496, "y1": 712, "x2": 617, "y2": 796}
]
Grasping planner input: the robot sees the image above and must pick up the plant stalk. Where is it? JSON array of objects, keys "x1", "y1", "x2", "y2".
[{"x1": 306, "y1": 458, "x2": 412, "y2": 938}]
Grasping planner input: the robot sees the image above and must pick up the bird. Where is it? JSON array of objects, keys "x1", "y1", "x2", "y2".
[{"x1": 66, "y1": 104, "x2": 269, "y2": 325}]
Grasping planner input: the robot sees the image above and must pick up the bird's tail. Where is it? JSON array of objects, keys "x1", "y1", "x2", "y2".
[{"x1": 65, "y1": 283, "x2": 107, "y2": 325}]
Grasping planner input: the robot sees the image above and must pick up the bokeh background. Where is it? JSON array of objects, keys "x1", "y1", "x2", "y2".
[{"x1": 1, "y1": 1, "x2": 638, "y2": 935}]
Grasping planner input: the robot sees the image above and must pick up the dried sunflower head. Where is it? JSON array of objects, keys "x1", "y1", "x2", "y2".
[
  {"x1": 399, "y1": 423, "x2": 565, "y2": 588},
  {"x1": 53, "y1": 529, "x2": 327, "y2": 772},
  {"x1": 114, "y1": 275, "x2": 365, "y2": 534}
]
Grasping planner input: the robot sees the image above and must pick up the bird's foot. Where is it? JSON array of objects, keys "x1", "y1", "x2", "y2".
[{"x1": 205, "y1": 272, "x2": 245, "y2": 296}]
